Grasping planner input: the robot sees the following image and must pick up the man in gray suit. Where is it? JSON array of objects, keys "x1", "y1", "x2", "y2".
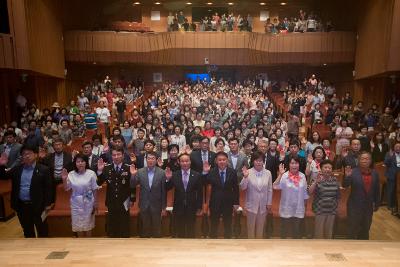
[
  {"x1": 0, "y1": 131, "x2": 22, "y2": 171},
  {"x1": 228, "y1": 137, "x2": 249, "y2": 182},
  {"x1": 132, "y1": 151, "x2": 167, "y2": 238}
]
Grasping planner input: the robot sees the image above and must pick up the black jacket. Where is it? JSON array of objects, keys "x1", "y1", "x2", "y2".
[
  {"x1": 166, "y1": 169, "x2": 203, "y2": 215},
  {"x1": 190, "y1": 150, "x2": 216, "y2": 174},
  {"x1": 205, "y1": 167, "x2": 239, "y2": 212},
  {"x1": 9, "y1": 163, "x2": 53, "y2": 215},
  {"x1": 40, "y1": 152, "x2": 73, "y2": 179}
]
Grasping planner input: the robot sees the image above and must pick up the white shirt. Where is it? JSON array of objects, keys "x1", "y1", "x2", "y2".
[
  {"x1": 170, "y1": 134, "x2": 186, "y2": 151},
  {"x1": 96, "y1": 107, "x2": 110, "y2": 123},
  {"x1": 273, "y1": 172, "x2": 309, "y2": 218}
]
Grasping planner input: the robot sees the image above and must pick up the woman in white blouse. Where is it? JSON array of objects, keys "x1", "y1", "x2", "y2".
[
  {"x1": 240, "y1": 151, "x2": 273, "y2": 238},
  {"x1": 273, "y1": 155, "x2": 309, "y2": 239}
]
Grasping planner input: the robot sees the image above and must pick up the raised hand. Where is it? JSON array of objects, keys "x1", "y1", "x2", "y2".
[
  {"x1": 157, "y1": 157, "x2": 163, "y2": 167},
  {"x1": 203, "y1": 161, "x2": 211, "y2": 173},
  {"x1": 97, "y1": 158, "x2": 105, "y2": 172},
  {"x1": 344, "y1": 165, "x2": 352, "y2": 177},
  {"x1": 370, "y1": 140, "x2": 375, "y2": 150},
  {"x1": 0, "y1": 153, "x2": 8, "y2": 166},
  {"x1": 72, "y1": 150, "x2": 79, "y2": 158},
  {"x1": 165, "y1": 167, "x2": 173, "y2": 180},
  {"x1": 316, "y1": 171, "x2": 323, "y2": 183},
  {"x1": 341, "y1": 147, "x2": 349, "y2": 158},
  {"x1": 242, "y1": 166, "x2": 249, "y2": 178},
  {"x1": 61, "y1": 168, "x2": 68, "y2": 181},
  {"x1": 307, "y1": 153, "x2": 313, "y2": 164},
  {"x1": 278, "y1": 163, "x2": 286, "y2": 175},
  {"x1": 130, "y1": 164, "x2": 138, "y2": 177},
  {"x1": 183, "y1": 145, "x2": 192, "y2": 154}
]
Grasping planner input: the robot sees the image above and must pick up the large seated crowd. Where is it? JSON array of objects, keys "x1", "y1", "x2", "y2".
[{"x1": 0, "y1": 73, "x2": 399, "y2": 240}]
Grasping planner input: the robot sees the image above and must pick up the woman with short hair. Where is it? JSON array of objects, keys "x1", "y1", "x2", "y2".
[{"x1": 240, "y1": 151, "x2": 273, "y2": 238}]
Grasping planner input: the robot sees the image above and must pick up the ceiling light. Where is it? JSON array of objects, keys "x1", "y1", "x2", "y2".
[
  {"x1": 207, "y1": 2, "x2": 213, "y2": 5},
  {"x1": 186, "y1": 2, "x2": 192, "y2": 4},
  {"x1": 259, "y1": 2, "x2": 266, "y2": 6},
  {"x1": 228, "y1": 2, "x2": 234, "y2": 5},
  {"x1": 155, "y1": 2, "x2": 161, "y2": 4},
  {"x1": 133, "y1": 2, "x2": 140, "y2": 5},
  {"x1": 280, "y1": 2, "x2": 287, "y2": 5}
]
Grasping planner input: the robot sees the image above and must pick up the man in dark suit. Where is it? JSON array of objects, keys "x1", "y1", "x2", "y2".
[
  {"x1": 40, "y1": 138, "x2": 73, "y2": 203},
  {"x1": 132, "y1": 151, "x2": 167, "y2": 238},
  {"x1": 343, "y1": 151, "x2": 380, "y2": 240},
  {"x1": 0, "y1": 130, "x2": 22, "y2": 171},
  {"x1": 81, "y1": 141, "x2": 99, "y2": 172},
  {"x1": 204, "y1": 151, "x2": 239, "y2": 239},
  {"x1": 96, "y1": 147, "x2": 136, "y2": 238},
  {"x1": 190, "y1": 136, "x2": 216, "y2": 174},
  {"x1": 227, "y1": 137, "x2": 249, "y2": 182},
  {"x1": 0, "y1": 145, "x2": 53, "y2": 237},
  {"x1": 384, "y1": 141, "x2": 400, "y2": 215},
  {"x1": 166, "y1": 153, "x2": 203, "y2": 238}
]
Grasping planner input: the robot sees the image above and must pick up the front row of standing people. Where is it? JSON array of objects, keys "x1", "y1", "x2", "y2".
[{"x1": 1, "y1": 143, "x2": 380, "y2": 239}]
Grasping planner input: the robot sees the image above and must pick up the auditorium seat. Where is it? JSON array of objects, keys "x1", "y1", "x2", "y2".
[{"x1": 0, "y1": 179, "x2": 14, "y2": 221}]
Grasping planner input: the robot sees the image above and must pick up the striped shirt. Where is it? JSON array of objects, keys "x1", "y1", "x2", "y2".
[
  {"x1": 84, "y1": 113, "x2": 98, "y2": 130},
  {"x1": 312, "y1": 177, "x2": 340, "y2": 215}
]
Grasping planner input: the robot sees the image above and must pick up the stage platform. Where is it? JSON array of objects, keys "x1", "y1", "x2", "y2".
[{"x1": 0, "y1": 239, "x2": 399, "y2": 266}]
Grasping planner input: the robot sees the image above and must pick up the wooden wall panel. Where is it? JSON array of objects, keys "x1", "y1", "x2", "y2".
[
  {"x1": 388, "y1": 0, "x2": 400, "y2": 72},
  {"x1": 24, "y1": 0, "x2": 65, "y2": 78},
  {"x1": 0, "y1": 35, "x2": 14, "y2": 68},
  {"x1": 64, "y1": 31, "x2": 356, "y2": 66},
  {"x1": 355, "y1": 0, "x2": 395, "y2": 79}
]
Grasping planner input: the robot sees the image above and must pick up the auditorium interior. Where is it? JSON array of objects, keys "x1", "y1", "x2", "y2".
[{"x1": 0, "y1": 0, "x2": 400, "y2": 266}]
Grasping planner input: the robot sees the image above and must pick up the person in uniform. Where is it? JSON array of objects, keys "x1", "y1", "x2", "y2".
[{"x1": 96, "y1": 147, "x2": 136, "y2": 238}]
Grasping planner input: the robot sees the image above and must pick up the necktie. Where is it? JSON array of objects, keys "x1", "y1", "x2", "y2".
[
  {"x1": 183, "y1": 171, "x2": 189, "y2": 191},
  {"x1": 115, "y1": 165, "x2": 120, "y2": 173},
  {"x1": 220, "y1": 171, "x2": 225, "y2": 185},
  {"x1": 202, "y1": 152, "x2": 208, "y2": 163}
]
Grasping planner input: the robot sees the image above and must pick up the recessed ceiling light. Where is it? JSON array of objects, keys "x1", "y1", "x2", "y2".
[
  {"x1": 133, "y1": 2, "x2": 140, "y2": 5},
  {"x1": 228, "y1": 2, "x2": 234, "y2": 5},
  {"x1": 323, "y1": 63, "x2": 327, "y2": 66},
  {"x1": 280, "y1": 2, "x2": 287, "y2": 5},
  {"x1": 260, "y1": 2, "x2": 266, "y2": 6},
  {"x1": 207, "y1": 2, "x2": 213, "y2": 5},
  {"x1": 186, "y1": 2, "x2": 192, "y2": 4},
  {"x1": 155, "y1": 2, "x2": 161, "y2": 4}
]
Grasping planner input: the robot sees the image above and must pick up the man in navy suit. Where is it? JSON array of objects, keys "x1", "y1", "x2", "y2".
[
  {"x1": 166, "y1": 153, "x2": 203, "y2": 238},
  {"x1": 204, "y1": 151, "x2": 239, "y2": 239},
  {"x1": 343, "y1": 151, "x2": 380, "y2": 240},
  {"x1": 0, "y1": 145, "x2": 53, "y2": 237},
  {"x1": 384, "y1": 141, "x2": 400, "y2": 215}
]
